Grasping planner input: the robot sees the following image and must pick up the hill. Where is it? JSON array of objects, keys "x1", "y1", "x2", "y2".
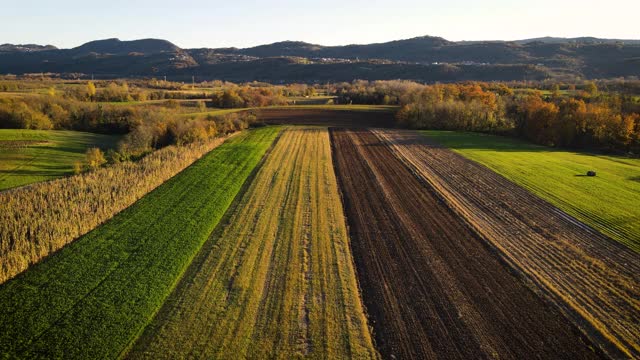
[
  {"x1": 0, "y1": 35, "x2": 638, "y2": 81},
  {"x1": 69, "y1": 38, "x2": 181, "y2": 55},
  {"x1": 0, "y1": 44, "x2": 58, "y2": 52},
  {"x1": 515, "y1": 36, "x2": 640, "y2": 45}
]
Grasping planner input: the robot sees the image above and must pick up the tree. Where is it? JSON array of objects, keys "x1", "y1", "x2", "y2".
[
  {"x1": 73, "y1": 161, "x2": 83, "y2": 174},
  {"x1": 87, "y1": 82, "x2": 96, "y2": 101},
  {"x1": 554, "y1": 98, "x2": 587, "y2": 147},
  {"x1": 85, "y1": 148, "x2": 107, "y2": 169},
  {"x1": 585, "y1": 82, "x2": 598, "y2": 97},
  {"x1": 551, "y1": 84, "x2": 561, "y2": 98}
]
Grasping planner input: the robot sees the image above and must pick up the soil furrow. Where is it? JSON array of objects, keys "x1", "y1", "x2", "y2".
[
  {"x1": 330, "y1": 128, "x2": 600, "y2": 360},
  {"x1": 376, "y1": 129, "x2": 640, "y2": 358}
]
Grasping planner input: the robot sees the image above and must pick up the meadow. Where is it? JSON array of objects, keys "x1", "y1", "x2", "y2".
[
  {"x1": 128, "y1": 127, "x2": 377, "y2": 359},
  {"x1": 422, "y1": 130, "x2": 640, "y2": 251},
  {"x1": 0, "y1": 129, "x2": 119, "y2": 190},
  {"x1": 0, "y1": 127, "x2": 280, "y2": 358}
]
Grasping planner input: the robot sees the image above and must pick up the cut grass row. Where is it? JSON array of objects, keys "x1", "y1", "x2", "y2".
[
  {"x1": 0, "y1": 127, "x2": 281, "y2": 359},
  {"x1": 422, "y1": 130, "x2": 640, "y2": 252},
  {"x1": 0, "y1": 129, "x2": 120, "y2": 190},
  {"x1": 128, "y1": 127, "x2": 378, "y2": 359}
]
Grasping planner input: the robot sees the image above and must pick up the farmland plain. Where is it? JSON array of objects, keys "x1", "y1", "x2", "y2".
[
  {"x1": 128, "y1": 127, "x2": 377, "y2": 359},
  {"x1": 330, "y1": 128, "x2": 597, "y2": 359},
  {"x1": 379, "y1": 129, "x2": 640, "y2": 358},
  {"x1": 0, "y1": 129, "x2": 119, "y2": 190},
  {"x1": 0, "y1": 127, "x2": 280, "y2": 358}
]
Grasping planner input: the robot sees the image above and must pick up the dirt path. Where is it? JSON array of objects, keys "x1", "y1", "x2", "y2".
[
  {"x1": 376, "y1": 129, "x2": 640, "y2": 358},
  {"x1": 330, "y1": 128, "x2": 600, "y2": 360}
]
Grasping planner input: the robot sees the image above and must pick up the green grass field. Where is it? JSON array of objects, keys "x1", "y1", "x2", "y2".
[
  {"x1": 0, "y1": 129, "x2": 120, "y2": 190},
  {"x1": 0, "y1": 127, "x2": 280, "y2": 358},
  {"x1": 422, "y1": 131, "x2": 640, "y2": 251}
]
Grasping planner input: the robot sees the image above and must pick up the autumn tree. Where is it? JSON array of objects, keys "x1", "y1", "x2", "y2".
[
  {"x1": 87, "y1": 82, "x2": 96, "y2": 101},
  {"x1": 86, "y1": 148, "x2": 107, "y2": 169},
  {"x1": 585, "y1": 81, "x2": 598, "y2": 97}
]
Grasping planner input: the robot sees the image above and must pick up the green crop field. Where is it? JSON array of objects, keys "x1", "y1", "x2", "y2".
[
  {"x1": 128, "y1": 127, "x2": 377, "y2": 359},
  {"x1": 0, "y1": 127, "x2": 280, "y2": 359},
  {"x1": 0, "y1": 129, "x2": 120, "y2": 190},
  {"x1": 422, "y1": 131, "x2": 640, "y2": 251}
]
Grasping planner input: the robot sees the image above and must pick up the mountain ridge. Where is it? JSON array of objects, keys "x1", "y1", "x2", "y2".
[{"x1": 0, "y1": 35, "x2": 638, "y2": 82}]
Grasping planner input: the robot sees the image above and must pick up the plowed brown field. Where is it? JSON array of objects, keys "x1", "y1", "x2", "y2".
[
  {"x1": 330, "y1": 128, "x2": 599, "y2": 360},
  {"x1": 376, "y1": 129, "x2": 640, "y2": 358},
  {"x1": 257, "y1": 108, "x2": 395, "y2": 128}
]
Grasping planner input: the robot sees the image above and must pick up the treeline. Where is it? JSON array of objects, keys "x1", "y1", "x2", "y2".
[
  {"x1": 64, "y1": 81, "x2": 210, "y2": 102},
  {"x1": 0, "y1": 95, "x2": 136, "y2": 132},
  {"x1": 119, "y1": 110, "x2": 257, "y2": 158},
  {"x1": 335, "y1": 80, "x2": 640, "y2": 153},
  {"x1": 0, "y1": 94, "x2": 258, "y2": 159},
  {"x1": 210, "y1": 87, "x2": 287, "y2": 108}
]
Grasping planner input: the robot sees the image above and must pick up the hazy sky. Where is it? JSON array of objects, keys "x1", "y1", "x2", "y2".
[{"x1": 1, "y1": 0, "x2": 638, "y2": 48}]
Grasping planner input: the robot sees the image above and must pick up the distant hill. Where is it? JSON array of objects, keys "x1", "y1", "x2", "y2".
[
  {"x1": 69, "y1": 38, "x2": 181, "y2": 56},
  {"x1": 220, "y1": 36, "x2": 455, "y2": 61},
  {"x1": 0, "y1": 35, "x2": 638, "y2": 82},
  {"x1": 515, "y1": 37, "x2": 640, "y2": 45},
  {"x1": 0, "y1": 44, "x2": 58, "y2": 52}
]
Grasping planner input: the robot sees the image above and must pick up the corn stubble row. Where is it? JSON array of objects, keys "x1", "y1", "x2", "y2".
[{"x1": 0, "y1": 134, "x2": 234, "y2": 284}]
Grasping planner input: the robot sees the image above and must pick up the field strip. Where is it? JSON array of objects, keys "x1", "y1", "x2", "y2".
[
  {"x1": 375, "y1": 129, "x2": 640, "y2": 358},
  {"x1": 419, "y1": 130, "x2": 640, "y2": 251},
  {"x1": 127, "y1": 127, "x2": 378, "y2": 359},
  {"x1": 0, "y1": 127, "x2": 280, "y2": 359},
  {"x1": 330, "y1": 128, "x2": 599, "y2": 359}
]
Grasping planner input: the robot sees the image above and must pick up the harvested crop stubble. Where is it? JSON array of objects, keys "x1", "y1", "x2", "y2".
[
  {"x1": 376, "y1": 129, "x2": 640, "y2": 358},
  {"x1": 128, "y1": 127, "x2": 378, "y2": 359},
  {"x1": 0, "y1": 134, "x2": 234, "y2": 284},
  {"x1": 0, "y1": 127, "x2": 280, "y2": 359},
  {"x1": 330, "y1": 128, "x2": 598, "y2": 360}
]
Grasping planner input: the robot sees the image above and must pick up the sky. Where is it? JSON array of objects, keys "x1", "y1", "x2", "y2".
[{"x1": 1, "y1": 0, "x2": 638, "y2": 49}]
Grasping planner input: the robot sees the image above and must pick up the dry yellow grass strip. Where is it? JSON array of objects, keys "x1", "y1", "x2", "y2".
[
  {"x1": 0, "y1": 134, "x2": 235, "y2": 284},
  {"x1": 127, "y1": 127, "x2": 378, "y2": 359}
]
